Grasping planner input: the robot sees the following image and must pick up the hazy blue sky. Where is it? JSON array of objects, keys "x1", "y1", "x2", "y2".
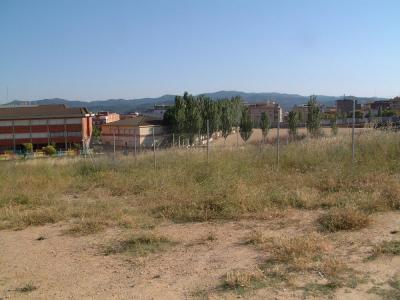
[{"x1": 0, "y1": 0, "x2": 399, "y2": 102}]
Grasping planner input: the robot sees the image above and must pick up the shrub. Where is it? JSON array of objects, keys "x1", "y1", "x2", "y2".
[
  {"x1": 370, "y1": 240, "x2": 400, "y2": 258},
  {"x1": 223, "y1": 269, "x2": 264, "y2": 290},
  {"x1": 317, "y1": 207, "x2": 370, "y2": 232},
  {"x1": 104, "y1": 234, "x2": 175, "y2": 256},
  {"x1": 42, "y1": 145, "x2": 57, "y2": 156}
]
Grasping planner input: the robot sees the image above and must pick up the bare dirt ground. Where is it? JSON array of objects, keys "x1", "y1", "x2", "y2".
[{"x1": 1, "y1": 209, "x2": 399, "y2": 299}]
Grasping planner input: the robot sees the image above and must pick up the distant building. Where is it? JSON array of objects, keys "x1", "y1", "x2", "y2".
[
  {"x1": 142, "y1": 105, "x2": 171, "y2": 120},
  {"x1": 336, "y1": 99, "x2": 361, "y2": 117},
  {"x1": 247, "y1": 102, "x2": 282, "y2": 125},
  {"x1": 292, "y1": 104, "x2": 309, "y2": 123},
  {"x1": 0, "y1": 104, "x2": 93, "y2": 151},
  {"x1": 93, "y1": 111, "x2": 120, "y2": 128},
  {"x1": 101, "y1": 116, "x2": 166, "y2": 148},
  {"x1": 120, "y1": 112, "x2": 140, "y2": 120}
]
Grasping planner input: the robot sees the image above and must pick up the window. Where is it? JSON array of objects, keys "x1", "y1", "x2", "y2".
[
  {"x1": 30, "y1": 119, "x2": 48, "y2": 125},
  {"x1": 66, "y1": 118, "x2": 82, "y2": 124},
  {"x1": 15, "y1": 133, "x2": 30, "y2": 139},
  {"x1": 67, "y1": 131, "x2": 82, "y2": 137},
  {"x1": 31, "y1": 132, "x2": 48, "y2": 138},
  {"x1": 48, "y1": 119, "x2": 65, "y2": 125},
  {"x1": 14, "y1": 120, "x2": 29, "y2": 126},
  {"x1": 0, "y1": 121, "x2": 12, "y2": 127},
  {"x1": 0, "y1": 133, "x2": 12, "y2": 140}
]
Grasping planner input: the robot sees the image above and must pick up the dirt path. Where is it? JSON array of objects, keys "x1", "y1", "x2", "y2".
[{"x1": 1, "y1": 210, "x2": 399, "y2": 299}]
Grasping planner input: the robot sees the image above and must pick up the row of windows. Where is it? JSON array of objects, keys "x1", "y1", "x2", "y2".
[
  {"x1": 0, "y1": 131, "x2": 82, "y2": 140},
  {"x1": 0, "y1": 118, "x2": 82, "y2": 127}
]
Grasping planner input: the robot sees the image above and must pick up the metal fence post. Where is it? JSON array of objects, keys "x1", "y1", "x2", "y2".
[
  {"x1": 352, "y1": 99, "x2": 355, "y2": 162},
  {"x1": 113, "y1": 132, "x2": 116, "y2": 160},
  {"x1": 206, "y1": 119, "x2": 210, "y2": 163},
  {"x1": 153, "y1": 127, "x2": 156, "y2": 170},
  {"x1": 134, "y1": 130, "x2": 137, "y2": 160},
  {"x1": 277, "y1": 120, "x2": 280, "y2": 170}
]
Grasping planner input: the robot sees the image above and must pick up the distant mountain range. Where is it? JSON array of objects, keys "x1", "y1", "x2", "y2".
[{"x1": 2, "y1": 91, "x2": 387, "y2": 113}]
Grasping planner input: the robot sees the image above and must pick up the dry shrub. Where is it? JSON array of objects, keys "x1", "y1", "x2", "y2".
[
  {"x1": 267, "y1": 233, "x2": 330, "y2": 272},
  {"x1": 243, "y1": 230, "x2": 267, "y2": 245},
  {"x1": 370, "y1": 240, "x2": 400, "y2": 258},
  {"x1": 224, "y1": 268, "x2": 264, "y2": 289},
  {"x1": 263, "y1": 234, "x2": 352, "y2": 291},
  {"x1": 64, "y1": 218, "x2": 107, "y2": 236},
  {"x1": 104, "y1": 233, "x2": 175, "y2": 256},
  {"x1": 317, "y1": 207, "x2": 370, "y2": 232}
]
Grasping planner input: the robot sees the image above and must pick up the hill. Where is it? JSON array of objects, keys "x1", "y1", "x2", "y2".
[{"x1": 3, "y1": 91, "x2": 387, "y2": 113}]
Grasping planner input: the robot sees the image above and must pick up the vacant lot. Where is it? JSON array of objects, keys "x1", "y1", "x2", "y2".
[{"x1": 1, "y1": 130, "x2": 400, "y2": 299}]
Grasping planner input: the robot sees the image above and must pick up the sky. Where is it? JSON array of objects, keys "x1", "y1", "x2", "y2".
[{"x1": 0, "y1": 0, "x2": 399, "y2": 102}]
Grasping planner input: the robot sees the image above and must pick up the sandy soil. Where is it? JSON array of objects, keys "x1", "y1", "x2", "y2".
[{"x1": 0, "y1": 209, "x2": 399, "y2": 300}]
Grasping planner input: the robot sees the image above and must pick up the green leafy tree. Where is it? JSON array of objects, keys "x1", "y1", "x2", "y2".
[
  {"x1": 331, "y1": 118, "x2": 338, "y2": 136},
  {"x1": 306, "y1": 95, "x2": 321, "y2": 136},
  {"x1": 220, "y1": 101, "x2": 233, "y2": 142},
  {"x1": 288, "y1": 111, "x2": 298, "y2": 137},
  {"x1": 184, "y1": 92, "x2": 202, "y2": 144},
  {"x1": 239, "y1": 107, "x2": 253, "y2": 142},
  {"x1": 23, "y1": 143, "x2": 33, "y2": 153},
  {"x1": 260, "y1": 112, "x2": 270, "y2": 143},
  {"x1": 43, "y1": 145, "x2": 57, "y2": 156},
  {"x1": 92, "y1": 126, "x2": 101, "y2": 138}
]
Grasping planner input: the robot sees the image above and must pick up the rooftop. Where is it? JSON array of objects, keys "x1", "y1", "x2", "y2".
[
  {"x1": 0, "y1": 104, "x2": 90, "y2": 120},
  {"x1": 102, "y1": 116, "x2": 165, "y2": 127}
]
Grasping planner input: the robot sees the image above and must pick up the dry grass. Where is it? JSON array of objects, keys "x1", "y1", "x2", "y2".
[
  {"x1": 0, "y1": 130, "x2": 399, "y2": 233},
  {"x1": 370, "y1": 240, "x2": 400, "y2": 259},
  {"x1": 223, "y1": 268, "x2": 265, "y2": 290},
  {"x1": 260, "y1": 233, "x2": 355, "y2": 293},
  {"x1": 103, "y1": 233, "x2": 176, "y2": 256},
  {"x1": 317, "y1": 207, "x2": 370, "y2": 232}
]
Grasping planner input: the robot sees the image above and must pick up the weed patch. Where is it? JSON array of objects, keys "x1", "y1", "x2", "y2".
[
  {"x1": 104, "y1": 233, "x2": 176, "y2": 256},
  {"x1": 317, "y1": 207, "x2": 370, "y2": 232}
]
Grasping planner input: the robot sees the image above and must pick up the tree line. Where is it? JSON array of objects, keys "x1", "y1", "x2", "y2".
[
  {"x1": 164, "y1": 92, "x2": 325, "y2": 145},
  {"x1": 163, "y1": 92, "x2": 258, "y2": 144}
]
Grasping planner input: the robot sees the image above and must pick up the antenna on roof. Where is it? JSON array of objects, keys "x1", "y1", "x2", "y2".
[{"x1": 6, "y1": 86, "x2": 8, "y2": 103}]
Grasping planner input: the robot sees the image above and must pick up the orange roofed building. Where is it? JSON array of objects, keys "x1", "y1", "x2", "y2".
[{"x1": 0, "y1": 104, "x2": 93, "y2": 151}]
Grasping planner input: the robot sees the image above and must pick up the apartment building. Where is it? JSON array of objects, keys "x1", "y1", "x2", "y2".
[
  {"x1": 101, "y1": 116, "x2": 166, "y2": 148},
  {"x1": 247, "y1": 101, "x2": 282, "y2": 125},
  {"x1": 0, "y1": 104, "x2": 93, "y2": 151}
]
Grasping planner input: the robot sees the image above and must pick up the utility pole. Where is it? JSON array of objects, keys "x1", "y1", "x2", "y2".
[{"x1": 352, "y1": 99, "x2": 355, "y2": 162}]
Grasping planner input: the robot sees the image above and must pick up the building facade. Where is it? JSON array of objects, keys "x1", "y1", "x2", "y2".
[
  {"x1": 93, "y1": 112, "x2": 120, "y2": 128},
  {"x1": 101, "y1": 116, "x2": 166, "y2": 148},
  {"x1": 0, "y1": 104, "x2": 93, "y2": 151},
  {"x1": 292, "y1": 104, "x2": 309, "y2": 123},
  {"x1": 336, "y1": 99, "x2": 361, "y2": 117},
  {"x1": 247, "y1": 102, "x2": 282, "y2": 125}
]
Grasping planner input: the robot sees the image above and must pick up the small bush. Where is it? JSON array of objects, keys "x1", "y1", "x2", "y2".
[
  {"x1": 223, "y1": 269, "x2": 264, "y2": 290},
  {"x1": 268, "y1": 234, "x2": 328, "y2": 271},
  {"x1": 104, "y1": 233, "x2": 175, "y2": 256},
  {"x1": 16, "y1": 282, "x2": 37, "y2": 293},
  {"x1": 64, "y1": 218, "x2": 107, "y2": 236},
  {"x1": 42, "y1": 145, "x2": 57, "y2": 156},
  {"x1": 317, "y1": 207, "x2": 370, "y2": 232},
  {"x1": 370, "y1": 240, "x2": 400, "y2": 258}
]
